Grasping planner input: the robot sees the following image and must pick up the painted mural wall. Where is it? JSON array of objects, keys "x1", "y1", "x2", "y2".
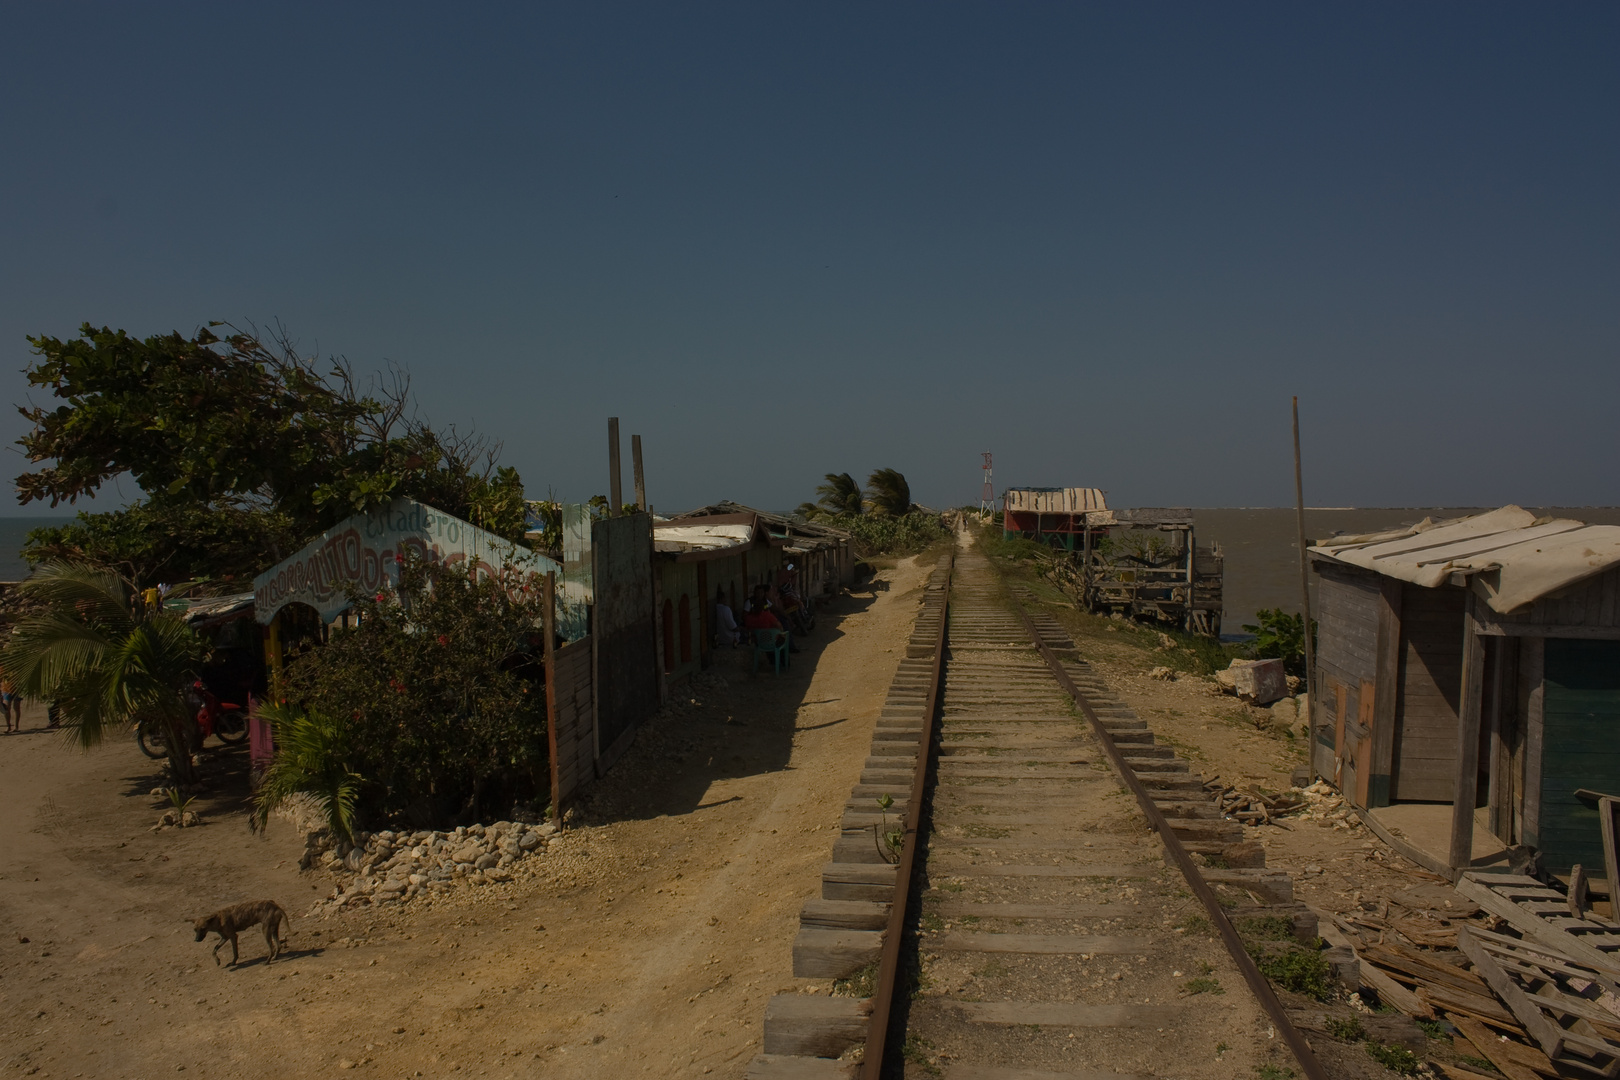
[{"x1": 253, "y1": 497, "x2": 562, "y2": 625}]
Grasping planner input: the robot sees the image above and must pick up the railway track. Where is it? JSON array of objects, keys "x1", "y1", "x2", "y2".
[{"x1": 753, "y1": 541, "x2": 1326, "y2": 1080}]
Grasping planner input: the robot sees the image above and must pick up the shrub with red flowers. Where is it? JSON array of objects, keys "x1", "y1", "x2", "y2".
[{"x1": 283, "y1": 552, "x2": 549, "y2": 826}]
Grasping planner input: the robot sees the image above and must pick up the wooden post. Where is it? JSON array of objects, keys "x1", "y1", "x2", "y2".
[
  {"x1": 1368, "y1": 577, "x2": 1403, "y2": 807},
  {"x1": 632, "y1": 434, "x2": 647, "y2": 512},
  {"x1": 1521, "y1": 637, "x2": 1546, "y2": 848},
  {"x1": 1450, "y1": 597, "x2": 1486, "y2": 871},
  {"x1": 1293, "y1": 397, "x2": 1319, "y2": 778},
  {"x1": 696, "y1": 561, "x2": 711, "y2": 669},
  {"x1": 543, "y1": 571, "x2": 562, "y2": 829},
  {"x1": 608, "y1": 417, "x2": 622, "y2": 516}
]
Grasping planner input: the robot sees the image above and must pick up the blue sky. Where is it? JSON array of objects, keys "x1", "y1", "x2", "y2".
[{"x1": 2, "y1": 3, "x2": 1616, "y2": 516}]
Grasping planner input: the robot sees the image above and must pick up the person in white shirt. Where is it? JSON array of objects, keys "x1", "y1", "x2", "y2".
[{"x1": 714, "y1": 588, "x2": 742, "y2": 647}]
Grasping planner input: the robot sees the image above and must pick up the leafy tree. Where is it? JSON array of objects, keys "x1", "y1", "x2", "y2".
[
  {"x1": 815, "y1": 472, "x2": 864, "y2": 517},
  {"x1": 281, "y1": 553, "x2": 548, "y2": 826},
  {"x1": 24, "y1": 502, "x2": 302, "y2": 586},
  {"x1": 0, "y1": 562, "x2": 211, "y2": 784},
  {"x1": 865, "y1": 467, "x2": 912, "y2": 517},
  {"x1": 15, "y1": 322, "x2": 530, "y2": 582}
]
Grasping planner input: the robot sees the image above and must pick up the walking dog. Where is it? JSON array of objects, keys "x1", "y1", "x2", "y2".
[{"x1": 192, "y1": 900, "x2": 290, "y2": 966}]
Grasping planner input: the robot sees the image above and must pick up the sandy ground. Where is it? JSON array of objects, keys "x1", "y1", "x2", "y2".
[{"x1": 0, "y1": 553, "x2": 934, "y2": 1080}]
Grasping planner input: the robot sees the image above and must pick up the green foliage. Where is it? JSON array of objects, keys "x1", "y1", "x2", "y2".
[
  {"x1": 282, "y1": 553, "x2": 548, "y2": 825},
  {"x1": 1325, "y1": 1016, "x2": 1365, "y2": 1040},
  {"x1": 978, "y1": 532, "x2": 1050, "y2": 563},
  {"x1": 251, "y1": 703, "x2": 363, "y2": 844},
  {"x1": 1248, "y1": 942, "x2": 1332, "y2": 1001},
  {"x1": 845, "y1": 510, "x2": 946, "y2": 555},
  {"x1": 1457, "y1": 1056, "x2": 1499, "y2": 1074},
  {"x1": 524, "y1": 500, "x2": 562, "y2": 553},
  {"x1": 1179, "y1": 913, "x2": 1215, "y2": 935},
  {"x1": 15, "y1": 322, "x2": 529, "y2": 582},
  {"x1": 1183, "y1": 977, "x2": 1224, "y2": 995},
  {"x1": 832, "y1": 960, "x2": 880, "y2": 998},
  {"x1": 864, "y1": 467, "x2": 912, "y2": 517},
  {"x1": 815, "y1": 472, "x2": 864, "y2": 517},
  {"x1": 1255, "y1": 1066, "x2": 1296, "y2": 1080},
  {"x1": 0, "y1": 561, "x2": 211, "y2": 781},
  {"x1": 24, "y1": 501, "x2": 301, "y2": 587},
  {"x1": 165, "y1": 787, "x2": 198, "y2": 814},
  {"x1": 1414, "y1": 1019, "x2": 1450, "y2": 1040},
  {"x1": 1237, "y1": 916, "x2": 1299, "y2": 941},
  {"x1": 1241, "y1": 608, "x2": 1314, "y2": 678},
  {"x1": 1363, "y1": 1040, "x2": 1421, "y2": 1075}
]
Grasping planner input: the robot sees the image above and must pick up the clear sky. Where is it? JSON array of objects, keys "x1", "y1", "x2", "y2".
[{"x1": 2, "y1": 3, "x2": 1616, "y2": 517}]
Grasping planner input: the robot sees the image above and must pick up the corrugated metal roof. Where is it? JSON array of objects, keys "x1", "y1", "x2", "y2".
[
  {"x1": 653, "y1": 523, "x2": 756, "y2": 555},
  {"x1": 1002, "y1": 488, "x2": 1108, "y2": 514},
  {"x1": 1309, "y1": 505, "x2": 1620, "y2": 613}
]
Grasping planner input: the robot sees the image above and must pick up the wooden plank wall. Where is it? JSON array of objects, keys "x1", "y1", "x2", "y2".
[
  {"x1": 1392, "y1": 582, "x2": 1467, "y2": 801},
  {"x1": 551, "y1": 636, "x2": 596, "y2": 808},
  {"x1": 1312, "y1": 561, "x2": 1380, "y2": 796}
]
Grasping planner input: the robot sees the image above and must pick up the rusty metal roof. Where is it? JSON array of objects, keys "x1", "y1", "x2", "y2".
[
  {"x1": 1002, "y1": 488, "x2": 1108, "y2": 514},
  {"x1": 1310, "y1": 505, "x2": 1620, "y2": 613}
]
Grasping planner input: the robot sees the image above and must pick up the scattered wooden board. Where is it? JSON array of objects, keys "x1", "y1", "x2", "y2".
[
  {"x1": 1458, "y1": 872, "x2": 1620, "y2": 975},
  {"x1": 1450, "y1": 1014, "x2": 1557, "y2": 1080},
  {"x1": 1458, "y1": 924, "x2": 1620, "y2": 1078}
]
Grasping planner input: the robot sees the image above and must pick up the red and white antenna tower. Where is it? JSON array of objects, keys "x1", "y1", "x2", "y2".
[{"x1": 979, "y1": 452, "x2": 994, "y2": 521}]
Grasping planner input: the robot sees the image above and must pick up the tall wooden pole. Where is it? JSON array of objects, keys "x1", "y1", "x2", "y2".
[
  {"x1": 543, "y1": 571, "x2": 562, "y2": 829},
  {"x1": 607, "y1": 417, "x2": 623, "y2": 516},
  {"x1": 1293, "y1": 397, "x2": 1318, "y2": 780},
  {"x1": 631, "y1": 434, "x2": 647, "y2": 511}
]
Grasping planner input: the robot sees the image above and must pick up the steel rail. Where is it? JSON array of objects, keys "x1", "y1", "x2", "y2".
[
  {"x1": 860, "y1": 549, "x2": 953, "y2": 1080},
  {"x1": 1010, "y1": 601, "x2": 1329, "y2": 1080}
]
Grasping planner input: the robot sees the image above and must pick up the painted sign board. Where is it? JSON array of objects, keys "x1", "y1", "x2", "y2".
[{"x1": 253, "y1": 497, "x2": 562, "y2": 625}]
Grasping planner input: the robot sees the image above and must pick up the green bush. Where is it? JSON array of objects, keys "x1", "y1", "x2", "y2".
[
  {"x1": 1241, "y1": 608, "x2": 1315, "y2": 677},
  {"x1": 845, "y1": 510, "x2": 948, "y2": 555},
  {"x1": 1249, "y1": 943, "x2": 1332, "y2": 1001},
  {"x1": 1364, "y1": 1040, "x2": 1420, "y2": 1075},
  {"x1": 281, "y1": 553, "x2": 549, "y2": 827}
]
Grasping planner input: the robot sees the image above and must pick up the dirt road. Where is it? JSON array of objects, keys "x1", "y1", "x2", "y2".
[{"x1": 0, "y1": 554, "x2": 933, "y2": 1079}]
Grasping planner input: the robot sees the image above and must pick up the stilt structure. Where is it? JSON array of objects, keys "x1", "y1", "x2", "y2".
[{"x1": 978, "y1": 451, "x2": 994, "y2": 521}]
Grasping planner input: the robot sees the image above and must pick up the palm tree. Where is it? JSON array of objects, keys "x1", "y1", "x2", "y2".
[
  {"x1": 0, "y1": 562, "x2": 210, "y2": 784},
  {"x1": 794, "y1": 502, "x2": 824, "y2": 521},
  {"x1": 815, "y1": 472, "x2": 864, "y2": 517},
  {"x1": 251, "y1": 702, "x2": 363, "y2": 844},
  {"x1": 865, "y1": 468, "x2": 912, "y2": 517}
]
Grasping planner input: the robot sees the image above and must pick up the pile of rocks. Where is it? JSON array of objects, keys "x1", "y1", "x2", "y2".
[{"x1": 308, "y1": 820, "x2": 558, "y2": 916}]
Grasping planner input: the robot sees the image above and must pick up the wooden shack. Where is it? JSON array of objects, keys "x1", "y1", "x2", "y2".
[
  {"x1": 1308, "y1": 506, "x2": 1620, "y2": 875},
  {"x1": 1002, "y1": 487, "x2": 1109, "y2": 550}
]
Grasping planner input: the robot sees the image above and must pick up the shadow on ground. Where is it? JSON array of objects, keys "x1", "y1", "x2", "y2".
[{"x1": 572, "y1": 585, "x2": 885, "y2": 826}]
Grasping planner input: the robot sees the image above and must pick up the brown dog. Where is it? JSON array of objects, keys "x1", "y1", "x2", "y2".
[{"x1": 192, "y1": 900, "x2": 290, "y2": 966}]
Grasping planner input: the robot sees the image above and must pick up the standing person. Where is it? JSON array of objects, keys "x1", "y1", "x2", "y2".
[
  {"x1": 714, "y1": 587, "x2": 742, "y2": 648},
  {"x1": 0, "y1": 668, "x2": 18, "y2": 733}
]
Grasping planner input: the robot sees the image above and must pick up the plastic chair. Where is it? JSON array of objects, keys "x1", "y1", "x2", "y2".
[{"x1": 752, "y1": 628, "x2": 790, "y2": 674}]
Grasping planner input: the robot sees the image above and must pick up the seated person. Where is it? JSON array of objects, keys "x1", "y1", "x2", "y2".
[
  {"x1": 745, "y1": 585, "x2": 800, "y2": 652},
  {"x1": 714, "y1": 589, "x2": 742, "y2": 647}
]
